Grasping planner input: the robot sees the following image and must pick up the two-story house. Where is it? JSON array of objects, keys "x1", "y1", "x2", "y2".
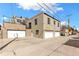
[{"x1": 31, "y1": 12, "x2": 61, "y2": 39}]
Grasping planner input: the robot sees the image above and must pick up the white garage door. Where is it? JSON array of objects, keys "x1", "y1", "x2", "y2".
[
  {"x1": 7, "y1": 30, "x2": 26, "y2": 38},
  {"x1": 55, "y1": 32, "x2": 60, "y2": 37},
  {"x1": 44, "y1": 31, "x2": 54, "y2": 39}
]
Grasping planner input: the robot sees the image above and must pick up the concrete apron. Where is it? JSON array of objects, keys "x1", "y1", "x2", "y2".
[
  {"x1": 0, "y1": 38, "x2": 16, "y2": 51},
  {"x1": 14, "y1": 37, "x2": 69, "y2": 56}
]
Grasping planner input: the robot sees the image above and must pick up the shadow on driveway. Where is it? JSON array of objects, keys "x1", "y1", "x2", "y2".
[
  {"x1": 72, "y1": 37, "x2": 79, "y2": 39},
  {"x1": 64, "y1": 39, "x2": 79, "y2": 48}
]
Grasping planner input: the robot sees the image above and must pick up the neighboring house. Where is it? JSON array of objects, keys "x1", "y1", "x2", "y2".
[
  {"x1": 31, "y1": 13, "x2": 61, "y2": 39},
  {"x1": 0, "y1": 12, "x2": 61, "y2": 39},
  {"x1": 1, "y1": 16, "x2": 32, "y2": 39},
  {"x1": 60, "y1": 25, "x2": 68, "y2": 36},
  {"x1": 60, "y1": 25, "x2": 78, "y2": 36}
]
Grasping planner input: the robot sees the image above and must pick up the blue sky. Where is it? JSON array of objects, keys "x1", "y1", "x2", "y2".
[{"x1": 0, "y1": 3, "x2": 79, "y2": 29}]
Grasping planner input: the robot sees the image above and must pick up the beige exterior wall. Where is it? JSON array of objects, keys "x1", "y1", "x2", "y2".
[
  {"x1": 31, "y1": 13, "x2": 43, "y2": 38},
  {"x1": 2, "y1": 27, "x2": 7, "y2": 39},
  {"x1": 0, "y1": 30, "x2": 2, "y2": 39},
  {"x1": 2, "y1": 23, "x2": 27, "y2": 38},
  {"x1": 26, "y1": 29, "x2": 33, "y2": 37},
  {"x1": 43, "y1": 13, "x2": 60, "y2": 31},
  {"x1": 31, "y1": 13, "x2": 61, "y2": 38},
  {"x1": 3, "y1": 23, "x2": 26, "y2": 30},
  {"x1": 26, "y1": 19, "x2": 32, "y2": 28}
]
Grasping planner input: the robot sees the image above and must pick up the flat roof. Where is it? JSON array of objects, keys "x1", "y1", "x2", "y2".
[{"x1": 44, "y1": 13, "x2": 60, "y2": 22}]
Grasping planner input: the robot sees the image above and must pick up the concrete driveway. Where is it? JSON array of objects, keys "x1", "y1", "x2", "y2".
[{"x1": 0, "y1": 35, "x2": 79, "y2": 56}]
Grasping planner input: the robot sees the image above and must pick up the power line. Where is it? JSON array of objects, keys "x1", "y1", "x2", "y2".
[
  {"x1": 37, "y1": 3, "x2": 54, "y2": 15},
  {"x1": 38, "y1": 3, "x2": 62, "y2": 21},
  {"x1": 42, "y1": 3, "x2": 63, "y2": 21}
]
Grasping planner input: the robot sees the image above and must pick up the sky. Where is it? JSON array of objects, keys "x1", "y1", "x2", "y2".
[{"x1": 0, "y1": 3, "x2": 79, "y2": 30}]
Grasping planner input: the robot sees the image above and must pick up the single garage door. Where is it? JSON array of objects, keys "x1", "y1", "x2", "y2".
[
  {"x1": 44, "y1": 31, "x2": 54, "y2": 39},
  {"x1": 7, "y1": 30, "x2": 26, "y2": 38},
  {"x1": 55, "y1": 32, "x2": 60, "y2": 37}
]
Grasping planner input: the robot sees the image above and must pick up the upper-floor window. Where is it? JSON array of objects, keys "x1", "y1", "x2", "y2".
[
  {"x1": 48, "y1": 18, "x2": 50, "y2": 24},
  {"x1": 58, "y1": 22, "x2": 60, "y2": 27},
  {"x1": 29, "y1": 23, "x2": 31, "y2": 29},
  {"x1": 17, "y1": 19, "x2": 19, "y2": 22},
  {"x1": 35, "y1": 19, "x2": 37, "y2": 25},
  {"x1": 54, "y1": 20, "x2": 56, "y2": 25},
  {"x1": 17, "y1": 19, "x2": 21, "y2": 22}
]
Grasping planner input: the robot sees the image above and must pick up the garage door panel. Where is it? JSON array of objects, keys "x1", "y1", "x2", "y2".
[
  {"x1": 55, "y1": 32, "x2": 60, "y2": 37},
  {"x1": 7, "y1": 30, "x2": 25, "y2": 38},
  {"x1": 44, "y1": 31, "x2": 54, "y2": 39},
  {"x1": 17, "y1": 31, "x2": 25, "y2": 37}
]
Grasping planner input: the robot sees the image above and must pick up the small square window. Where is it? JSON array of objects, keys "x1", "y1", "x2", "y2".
[
  {"x1": 36, "y1": 30, "x2": 39, "y2": 35},
  {"x1": 17, "y1": 19, "x2": 21, "y2": 22}
]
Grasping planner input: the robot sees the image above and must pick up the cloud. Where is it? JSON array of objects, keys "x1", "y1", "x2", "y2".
[
  {"x1": 18, "y1": 3, "x2": 40, "y2": 10},
  {"x1": 56, "y1": 7, "x2": 64, "y2": 11},
  {"x1": 3, "y1": 17, "x2": 8, "y2": 20},
  {"x1": 1, "y1": 16, "x2": 9, "y2": 23},
  {"x1": 61, "y1": 21, "x2": 67, "y2": 26},
  {"x1": 17, "y1": 3, "x2": 64, "y2": 14}
]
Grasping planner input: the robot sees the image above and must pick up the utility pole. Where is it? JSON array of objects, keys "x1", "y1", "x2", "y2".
[{"x1": 67, "y1": 14, "x2": 72, "y2": 35}]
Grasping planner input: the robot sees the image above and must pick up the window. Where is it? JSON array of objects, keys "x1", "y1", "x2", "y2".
[
  {"x1": 35, "y1": 19, "x2": 37, "y2": 25},
  {"x1": 54, "y1": 20, "x2": 56, "y2": 25},
  {"x1": 36, "y1": 30, "x2": 39, "y2": 35},
  {"x1": 17, "y1": 19, "x2": 21, "y2": 22},
  {"x1": 58, "y1": 22, "x2": 59, "y2": 27},
  {"x1": 48, "y1": 18, "x2": 50, "y2": 24},
  {"x1": 23, "y1": 20, "x2": 25, "y2": 23},
  {"x1": 0, "y1": 25, "x2": 1, "y2": 30},
  {"x1": 17, "y1": 19, "x2": 19, "y2": 22},
  {"x1": 29, "y1": 23, "x2": 31, "y2": 29}
]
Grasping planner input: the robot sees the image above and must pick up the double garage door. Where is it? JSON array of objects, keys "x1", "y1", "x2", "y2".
[
  {"x1": 7, "y1": 30, "x2": 26, "y2": 38},
  {"x1": 44, "y1": 31, "x2": 60, "y2": 39}
]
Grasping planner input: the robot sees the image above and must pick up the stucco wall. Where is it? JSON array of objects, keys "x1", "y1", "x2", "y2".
[
  {"x1": 43, "y1": 13, "x2": 61, "y2": 32},
  {"x1": 0, "y1": 30, "x2": 2, "y2": 39},
  {"x1": 3, "y1": 23, "x2": 26, "y2": 30},
  {"x1": 31, "y1": 13, "x2": 61, "y2": 38},
  {"x1": 31, "y1": 13, "x2": 43, "y2": 38}
]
